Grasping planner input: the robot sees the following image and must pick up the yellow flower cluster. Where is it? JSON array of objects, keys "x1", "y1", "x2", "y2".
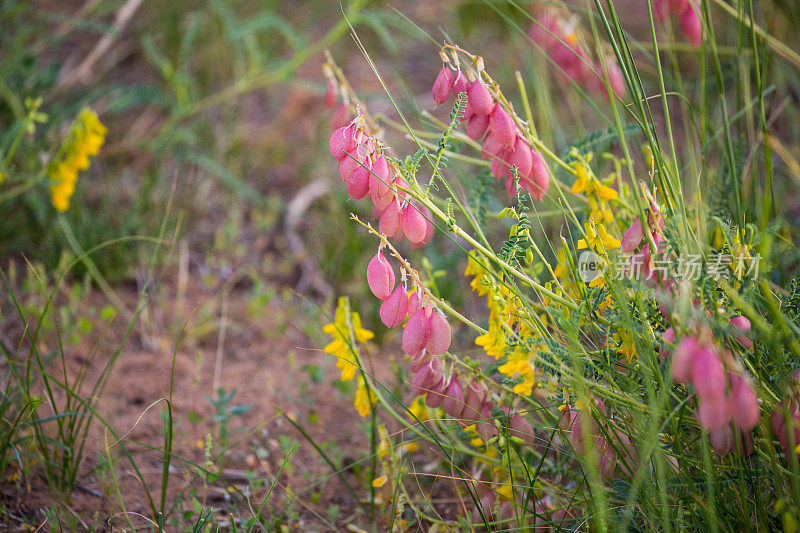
[
  {"x1": 570, "y1": 152, "x2": 618, "y2": 225},
  {"x1": 322, "y1": 297, "x2": 376, "y2": 416},
  {"x1": 466, "y1": 251, "x2": 537, "y2": 396},
  {"x1": 48, "y1": 108, "x2": 107, "y2": 212}
]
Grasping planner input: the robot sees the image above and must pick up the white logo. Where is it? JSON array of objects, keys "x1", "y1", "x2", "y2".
[{"x1": 577, "y1": 251, "x2": 608, "y2": 282}]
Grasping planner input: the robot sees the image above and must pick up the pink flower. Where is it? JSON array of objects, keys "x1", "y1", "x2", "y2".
[
  {"x1": 366, "y1": 250, "x2": 394, "y2": 300},
  {"x1": 431, "y1": 66, "x2": 453, "y2": 105},
  {"x1": 426, "y1": 310, "x2": 451, "y2": 355},
  {"x1": 697, "y1": 395, "x2": 732, "y2": 432},
  {"x1": 403, "y1": 307, "x2": 431, "y2": 356},
  {"x1": 729, "y1": 373, "x2": 760, "y2": 431},
  {"x1": 690, "y1": 346, "x2": 726, "y2": 400},
  {"x1": 380, "y1": 285, "x2": 409, "y2": 328},
  {"x1": 467, "y1": 79, "x2": 494, "y2": 116}
]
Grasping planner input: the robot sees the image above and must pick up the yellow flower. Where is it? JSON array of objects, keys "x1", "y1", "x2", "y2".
[
  {"x1": 408, "y1": 396, "x2": 429, "y2": 421},
  {"x1": 571, "y1": 163, "x2": 618, "y2": 201},
  {"x1": 372, "y1": 475, "x2": 388, "y2": 488},
  {"x1": 354, "y1": 375, "x2": 376, "y2": 417},
  {"x1": 47, "y1": 107, "x2": 106, "y2": 212},
  {"x1": 322, "y1": 297, "x2": 373, "y2": 382},
  {"x1": 578, "y1": 221, "x2": 620, "y2": 252},
  {"x1": 616, "y1": 328, "x2": 637, "y2": 362}
]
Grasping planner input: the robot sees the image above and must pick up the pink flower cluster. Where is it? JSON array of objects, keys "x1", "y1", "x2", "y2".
[
  {"x1": 367, "y1": 249, "x2": 541, "y2": 450},
  {"x1": 431, "y1": 62, "x2": 550, "y2": 201},
  {"x1": 654, "y1": 0, "x2": 703, "y2": 46},
  {"x1": 667, "y1": 320, "x2": 760, "y2": 455},
  {"x1": 770, "y1": 369, "x2": 800, "y2": 456},
  {"x1": 329, "y1": 118, "x2": 433, "y2": 246},
  {"x1": 528, "y1": 9, "x2": 626, "y2": 98}
]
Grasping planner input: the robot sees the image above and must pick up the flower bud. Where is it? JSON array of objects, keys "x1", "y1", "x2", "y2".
[
  {"x1": 402, "y1": 204, "x2": 428, "y2": 244},
  {"x1": 369, "y1": 154, "x2": 392, "y2": 199},
  {"x1": 367, "y1": 250, "x2": 395, "y2": 300},
  {"x1": 409, "y1": 349, "x2": 431, "y2": 372},
  {"x1": 467, "y1": 79, "x2": 494, "y2": 116},
  {"x1": 507, "y1": 136, "x2": 533, "y2": 179},
  {"x1": 488, "y1": 103, "x2": 516, "y2": 148},
  {"x1": 426, "y1": 311, "x2": 452, "y2": 355},
  {"x1": 509, "y1": 413, "x2": 537, "y2": 448},
  {"x1": 329, "y1": 125, "x2": 356, "y2": 160},
  {"x1": 347, "y1": 161, "x2": 371, "y2": 199},
  {"x1": 620, "y1": 219, "x2": 644, "y2": 254},
  {"x1": 407, "y1": 289, "x2": 424, "y2": 319},
  {"x1": 380, "y1": 285, "x2": 409, "y2": 328},
  {"x1": 330, "y1": 102, "x2": 350, "y2": 131},
  {"x1": 323, "y1": 79, "x2": 337, "y2": 109},
  {"x1": 691, "y1": 347, "x2": 726, "y2": 400},
  {"x1": 527, "y1": 150, "x2": 550, "y2": 201},
  {"x1": 671, "y1": 336, "x2": 699, "y2": 384},
  {"x1": 729, "y1": 316, "x2": 753, "y2": 350},
  {"x1": 451, "y1": 69, "x2": 469, "y2": 97},
  {"x1": 462, "y1": 380, "x2": 487, "y2": 420},
  {"x1": 466, "y1": 113, "x2": 489, "y2": 140},
  {"x1": 441, "y1": 375, "x2": 465, "y2": 418},
  {"x1": 403, "y1": 307, "x2": 431, "y2": 356},
  {"x1": 432, "y1": 66, "x2": 453, "y2": 105},
  {"x1": 729, "y1": 373, "x2": 759, "y2": 431},
  {"x1": 379, "y1": 199, "x2": 402, "y2": 237},
  {"x1": 697, "y1": 395, "x2": 732, "y2": 432},
  {"x1": 680, "y1": 5, "x2": 702, "y2": 46},
  {"x1": 411, "y1": 357, "x2": 444, "y2": 397},
  {"x1": 660, "y1": 327, "x2": 676, "y2": 362}
]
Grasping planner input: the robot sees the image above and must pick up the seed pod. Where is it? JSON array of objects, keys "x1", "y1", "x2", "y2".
[
  {"x1": 330, "y1": 102, "x2": 350, "y2": 131},
  {"x1": 488, "y1": 103, "x2": 516, "y2": 147},
  {"x1": 729, "y1": 373, "x2": 759, "y2": 431},
  {"x1": 691, "y1": 347, "x2": 726, "y2": 400},
  {"x1": 426, "y1": 311, "x2": 451, "y2": 355},
  {"x1": 323, "y1": 79, "x2": 337, "y2": 109},
  {"x1": 441, "y1": 375, "x2": 465, "y2": 418},
  {"x1": 369, "y1": 154, "x2": 391, "y2": 197},
  {"x1": 467, "y1": 79, "x2": 494, "y2": 116},
  {"x1": 403, "y1": 307, "x2": 431, "y2": 356},
  {"x1": 681, "y1": 5, "x2": 702, "y2": 46},
  {"x1": 367, "y1": 250, "x2": 395, "y2": 300},
  {"x1": 432, "y1": 66, "x2": 453, "y2": 105},
  {"x1": 380, "y1": 285, "x2": 409, "y2": 328},
  {"x1": 402, "y1": 204, "x2": 428, "y2": 244},
  {"x1": 347, "y1": 161, "x2": 371, "y2": 199},
  {"x1": 329, "y1": 125, "x2": 356, "y2": 160},
  {"x1": 379, "y1": 199, "x2": 402, "y2": 237},
  {"x1": 467, "y1": 113, "x2": 489, "y2": 140}
]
